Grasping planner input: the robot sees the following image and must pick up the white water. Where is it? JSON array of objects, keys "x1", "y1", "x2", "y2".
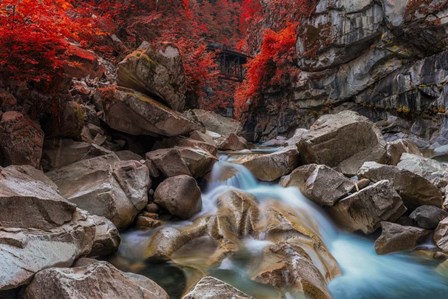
[{"x1": 204, "y1": 158, "x2": 448, "y2": 299}]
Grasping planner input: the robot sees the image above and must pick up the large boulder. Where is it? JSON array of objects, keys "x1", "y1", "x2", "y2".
[
  {"x1": 98, "y1": 86, "x2": 201, "y2": 137},
  {"x1": 297, "y1": 111, "x2": 387, "y2": 175},
  {"x1": 182, "y1": 276, "x2": 253, "y2": 299},
  {"x1": 374, "y1": 222, "x2": 431, "y2": 254},
  {"x1": 146, "y1": 147, "x2": 216, "y2": 179},
  {"x1": 118, "y1": 42, "x2": 186, "y2": 111},
  {"x1": 280, "y1": 164, "x2": 355, "y2": 206},
  {"x1": 0, "y1": 165, "x2": 75, "y2": 230},
  {"x1": 24, "y1": 260, "x2": 168, "y2": 299},
  {"x1": 328, "y1": 180, "x2": 407, "y2": 234},
  {"x1": 409, "y1": 205, "x2": 448, "y2": 229},
  {"x1": 358, "y1": 161, "x2": 443, "y2": 209},
  {"x1": 154, "y1": 175, "x2": 202, "y2": 219},
  {"x1": 0, "y1": 166, "x2": 119, "y2": 290},
  {"x1": 233, "y1": 148, "x2": 300, "y2": 181},
  {"x1": 47, "y1": 154, "x2": 150, "y2": 228},
  {"x1": 397, "y1": 153, "x2": 448, "y2": 183},
  {"x1": 0, "y1": 111, "x2": 44, "y2": 168}
]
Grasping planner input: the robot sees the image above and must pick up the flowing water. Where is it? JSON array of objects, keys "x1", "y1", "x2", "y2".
[{"x1": 115, "y1": 156, "x2": 448, "y2": 298}]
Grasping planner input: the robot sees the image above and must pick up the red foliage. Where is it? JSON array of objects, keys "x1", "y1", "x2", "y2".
[
  {"x1": 0, "y1": 0, "x2": 96, "y2": 85},
  {"x1": 235, "y1": 22, "x2": 298, "y2": 118}
]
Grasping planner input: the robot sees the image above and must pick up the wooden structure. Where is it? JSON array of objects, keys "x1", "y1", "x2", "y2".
[{"x1": 207, "y1": 43, "x2": 250, "y2": 82}]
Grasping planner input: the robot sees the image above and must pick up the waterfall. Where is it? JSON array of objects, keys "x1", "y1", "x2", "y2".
[{"x1": 205, "y1": 158, "x2": 448, "y2": 299}]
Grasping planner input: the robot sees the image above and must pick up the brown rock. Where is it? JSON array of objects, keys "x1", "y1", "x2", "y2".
[
  {"x1": 146, "y1": 147, "x2": 216, "y2": 179},
  {"x1": 0, "y1": 111, "x2": 44, "y2": 168},
  {"x1": 154, "y1": 175, "x2": 202, "y2": 219},
  {"x1": 182, "y1": 276, "x2": 253, "y2": 299},
  {"x1": 233, "y1": 148, "x2": 300, "y2": 182},
  {"x1": 328, "y1": 180, "x2": 407, "y2": 234},
  {"x1": 98, "y1": 86, "x2": 201, "y2": 137},
  {"x1": 280, "y1": 164, "x2": 355, "y2": 206},
  {"x1": 374, "y1": 222, "x2": 431, "y2": 254},
  {"x1": 358, "y1": 161, "x2": 443, "y2": 209},
  {"x1": 218, "y1": 133, "x2": 248, "y2": 151},
  {"x1": 385, "y1": 139, "x2": 422, "y2": 165},
  {"x1": 297, "y1": 111, "x2": 386, "y2": 175},
  {"x1": 434, "y1": 217, "x2": 448, "y2": 253},
  {"x1": 24, "y1": 260, "x2": 168, "y2": 299}
]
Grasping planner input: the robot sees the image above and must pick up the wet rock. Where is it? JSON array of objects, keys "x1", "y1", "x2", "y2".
[
  {"x1": 329, "y1": 180, "x2": 407, "y2": 234},
  {"x1": 374, "y1": 222, "x2": 431, "y2": 255},
  {"x1": 385, "y1": 139, "x2": 422, "y2": 165},
  {"x1": 233, "y1": 148, "x2": 300, "y2": 182},
  {"x1": 136, "y1": 213, "x2": 163, "y2": 229},
  {"x1": 410, "y1": 205, "x2": 448, "y2": 229},
  {"x1": 0, "y1": 111, "x2": 44, "y2": 168},
  {"x1": 43, "y1": 139, "x2": 111, "y2": 171},
  {"x1": 98, "y1": 86, "x2": 201, "y2": 137},
  {"x1": 182, "y1": 276, "x2": 253, "y2": 299},
  {"x1": 153, "y1": 136, "x2": 217, "y2": 156},
  {"x1": 189, "y1": 130, "x2": 217, "y2": 146},
  {"x1": 146, "y1": 147, "x2": 216, "y2": 179},
  {"x1": 434, "y1": 217, "x2": 448, "y2": 253},
  {"x1": 115, "y1": 150, "x2": 144, "y2": 161},
  {"x1": 154, "y1": 175, "x2": 202, "y2": 219},
  {"x1": 251, "y1": 242, "x2": 331, "y2": 299},
  {"x1": 298, "y1": 111, "x2": 386, "y2": 175},
  {"x1": 218, "y1": 133, "x2": 248, "y2": 151},
  {"x1": 47, "y1": 154, "x2": 150, "y2": 229},
  {"x1": 24, "y1": 260, "x2": 168, "y2": 299},
  {"x1": 185, "y1": 109, "x2": 241, "y2": 136},
  {"x1": 280, "y1": 164, "x2": 355, "y2": 206},
  {"x1": 358, "y1": 161, "x2": 443, "y2": 209},
  {"x1": 118, "y1": 42, "x2": 186, "y2": 111}
]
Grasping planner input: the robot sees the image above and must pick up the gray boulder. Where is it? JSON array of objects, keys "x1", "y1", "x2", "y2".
[
  {"x1": 298, "y1": 111, "x2": 386, "y2": 175},
  {"x1": 47, "y1": 154, "x2": 150, "y2": 229},
  {"x1": 374, "y1": 222, "x2": 431, "y2": 254},
  {"x1": 328, "y1": 180, "x2": 406, "y2": 234}
]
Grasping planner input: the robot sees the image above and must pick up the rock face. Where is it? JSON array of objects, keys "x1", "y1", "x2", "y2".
[
  {"x1": 328, "y1": 180, "x2": 406, "y2": 234},
  {"x1": 233, "y1": 148, "x2": 300, "y2": 181},
  {"x1": 410, "y1": 205, "x2": 448, "y2": 230},
  {"x1": 297, "y1": 111, "x2": 386, "y2": 175},
  {"x1": 0, "y1": 165, "x2": 119, "y2": 290},
  {"x1": 98, "y1": 86, "x2": 201, "y2": 137},
  {"x1": 374, "y1": 222, "x2": 431, "y2": 254},
  {"x1": 0, "y1": 111, "x2": 44, "y2": 168},
  {"x1": 47, "y1": 154, "x2": 150, "y2": 229},
  {"x1": 280, "y1": 164, "x2": 355, "y2": 206},
  {"x1": 154, "y1": 175, "x2": 202, "y2": 219},
  {"x1": 118, "y1": 42, "x2": 186, "y2": 111},
  {"x1": 242, "y1": 0, "x2": 448, "y2": 147},
  {"x1": 24, "y1": 260, "x2": 168, "y2": 299},
  {"x1": 182, "y1": 276, "x2": 253, "y2": 299},
  {"x1": 358, "y1": 161, "x2": 443, "y2": 209}
]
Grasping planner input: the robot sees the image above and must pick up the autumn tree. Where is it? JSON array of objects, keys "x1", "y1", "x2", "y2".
[{"x1": 0, "y1": 0, "x2": 95, "y2": 86}]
